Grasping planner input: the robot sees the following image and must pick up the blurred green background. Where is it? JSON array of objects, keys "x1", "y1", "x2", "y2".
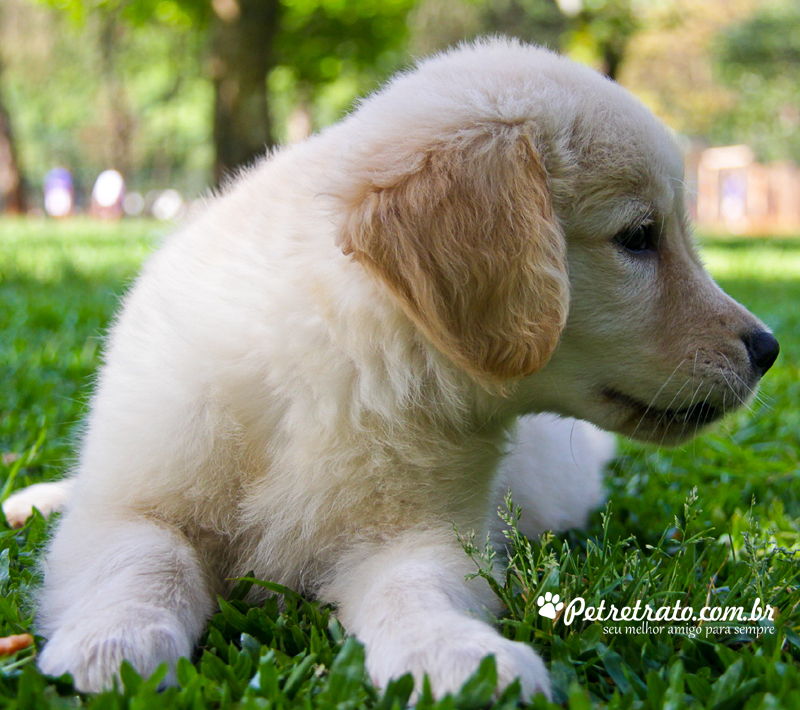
[{"x1": 1, "y1": 0, "x2": 799, "y2": 213}]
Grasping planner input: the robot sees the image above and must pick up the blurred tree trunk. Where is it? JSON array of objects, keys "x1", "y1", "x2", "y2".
[
  {"x1": 0, "y1": 69, "x2": 26, "y2": 214},
  {"x1": 209, "y1": 0, "x2": 280, "y2": 185},
  {"x1": 98, "y1": 10, "x2": 134, "y2": 176},
  {"x1": 578, "y1": 0, "x2": 638, "y2": 82},
  {"x1": 600, "y1": 41, "x2": 624, "y2": 81}
]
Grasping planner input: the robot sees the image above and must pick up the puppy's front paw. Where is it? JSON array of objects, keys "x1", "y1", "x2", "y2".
[
  {"x1": 2, "y1": 481, "x2": 72, "y2": 528},
  {"x1": 367, "y1": 619, "x2": 550, "y2": 701},
  {"x1": 38, "y1": 605, "x2": 191, "y2": 692}
]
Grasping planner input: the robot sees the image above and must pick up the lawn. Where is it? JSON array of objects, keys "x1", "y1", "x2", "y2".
[{"x1": 1, "y1": 219, "x2": 799, "y2": 709}]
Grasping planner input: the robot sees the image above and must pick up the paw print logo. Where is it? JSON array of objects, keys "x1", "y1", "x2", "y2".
[{"x1": 536, "y1": 592, "x2": 564, "y2": 620}]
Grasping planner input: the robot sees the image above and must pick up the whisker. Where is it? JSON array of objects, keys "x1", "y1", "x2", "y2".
[
  {"x1": 718, "y1": 369, "x2": 750, "y2": 410},
  {"x1": 652, "y1": 378, "x2": 697, "y2": 448},
  {"x1": 717, "y1": 352, "x2": 773, "y2": 411},
  {"x1": 673, "y1": 380, "x2": 705, "y2": 440},
  {"x1": 693, "y1": 387, "x2": 715, "y2": 440},
  {"x1": 628, "y1": 357, "x2": 690, "y2": 440},
  {"x1": 654, "y1": 376, "x2": 695, "y2": 429}
]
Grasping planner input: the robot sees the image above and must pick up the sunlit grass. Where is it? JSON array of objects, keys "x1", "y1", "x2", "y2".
[
  {"x1": 1, "y1": 219, "x2": 799, "y2": 708},
  {"x1": 700, "y1": 235, "x2": 800, "y2": 280},
  {"x1": 0, "y1": 217, "x2": 164, "y2": 282}
]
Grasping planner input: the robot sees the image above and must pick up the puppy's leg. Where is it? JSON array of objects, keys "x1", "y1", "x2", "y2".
[
  {"x1": 493, "y1": 414, "x2": 615, "y2": 540},
  {"x1": 36, "y1": 509, "x2": 213, "y2": 692},
  {"x1": 2, "y1": 479, "x2": 74, "y2": 528},
  {"x1": 323, "y1": 532, "x2": 550, "y2": 701}
]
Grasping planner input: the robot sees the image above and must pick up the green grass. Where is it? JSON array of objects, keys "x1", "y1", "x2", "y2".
[{"x1": 1, "y1": 219, "x2": 799, "y2": 709}]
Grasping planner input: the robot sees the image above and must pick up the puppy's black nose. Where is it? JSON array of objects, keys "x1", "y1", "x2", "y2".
[{"x1": 742, "y1": 330, "x2": 780, "y2": 376}]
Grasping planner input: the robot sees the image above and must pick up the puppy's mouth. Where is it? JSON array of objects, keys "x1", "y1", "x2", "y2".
[{"x1": 601, "y1": 387, "x2": 724, "y2": 442}]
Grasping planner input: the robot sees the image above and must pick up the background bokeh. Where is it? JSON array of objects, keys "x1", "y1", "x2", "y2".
[{"x1": 1, "y1": 0, "x2": 798, "y2": 218}]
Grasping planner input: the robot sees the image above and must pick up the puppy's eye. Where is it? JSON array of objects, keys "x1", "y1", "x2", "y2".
[{"x1": 615, "y1": 222, "x2": 658, "y2": 254}]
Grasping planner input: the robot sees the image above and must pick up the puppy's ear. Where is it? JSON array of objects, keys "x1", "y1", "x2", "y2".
[{"x1": 339, "y1": 129, "x2": 568, "y2": 387}]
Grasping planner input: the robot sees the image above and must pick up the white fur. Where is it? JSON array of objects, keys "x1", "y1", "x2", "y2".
[
  {"x1": 8, "y1": 39, "x2": 770, "y2": 698},
  {"x1": 494, "y1": 415, "x2": 614, "y2": 542}
]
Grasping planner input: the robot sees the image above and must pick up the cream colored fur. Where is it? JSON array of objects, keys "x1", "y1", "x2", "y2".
[{"x1": 4, "y1": 39, "x2": 773, "y2": 698}]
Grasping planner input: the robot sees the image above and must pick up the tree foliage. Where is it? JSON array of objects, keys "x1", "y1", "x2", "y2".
[
  {"x1": 44, "y1": 0, "x2": 211, "y2": 29},
  {"x1": 718, "y1": 3, "x2": 800, "y2": 78},
  {"x1": 1, "y1": 0, "x2": 212, "y2": 198},
  {"x1": 409, "y1": 0, "x2": 566, "y2": 57},
  {"x1": 5, "y1": 0, "x2": 800, "y2": 203},
  {"x1": 714, "y1": 2, "x2": 800, "y2": 163},
  {"x1": 276, "y1": 0, "x2": 413, "y2": 86},
  {"x1": 36, "y1": 0, "x2": 417, "y2": 179}
]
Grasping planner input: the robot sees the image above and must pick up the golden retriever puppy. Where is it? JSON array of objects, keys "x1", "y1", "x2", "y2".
[{"x1": 9, "y1": 39, "x2": 778, "y2": 698}]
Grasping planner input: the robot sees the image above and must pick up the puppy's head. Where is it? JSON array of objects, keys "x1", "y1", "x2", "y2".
[{"x1": 335, "y1": 40, "x2": 778, "y2": 442}]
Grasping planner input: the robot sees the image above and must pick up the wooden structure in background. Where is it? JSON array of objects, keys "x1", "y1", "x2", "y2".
[{"x1": 687, "y1": 145, "x2": 800, "y2": 234}]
